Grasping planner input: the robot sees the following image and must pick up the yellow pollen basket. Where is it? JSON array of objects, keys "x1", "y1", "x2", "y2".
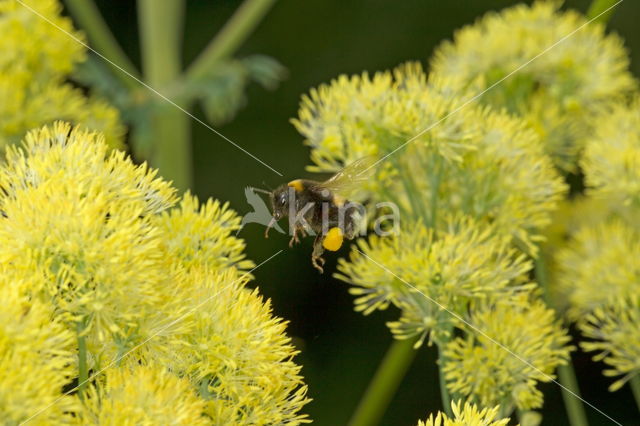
[
  {"x1": 287, "y1": 179, "x2": 304, "y2": 192},
  {"x1": 323, "y1": 227, "x2": 344, "y2": 251}
]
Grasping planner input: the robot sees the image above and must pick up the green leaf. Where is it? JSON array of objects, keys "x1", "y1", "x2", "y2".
[
  {"x1": 198, "y1": 61, "x2": 249, "y2": 125},
  {"x1": 242, "y1": 54, "x2": 288, "y2": 90},
  {"x1": 72, "y1": 54, "x2": 132, "y2": 112},
  {"x1": 188, "y1": 55, "x2": 287, "y2": 126}
]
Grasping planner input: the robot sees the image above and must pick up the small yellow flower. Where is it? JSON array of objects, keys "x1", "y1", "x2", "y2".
[
  {"x1": 539, "y1": 195, "x2": 634, "y2": 312},
  {"x1": 154, "y1": 191, "x2": 255, "y2": 273},
  {"x1": 81, "y1": 364, "x2": 208, "y2": 425},
  {"x1": 0, "y1": 277, "x2": 79, "y2": 424},
  {"x1": 543, "y1": 196, "x2": 623, "y2": 251},
  {"x1": 582, "y1": 98, "x2": 640, "y2": 208},
  {"x1": 557, "y1": 220, "x2": 640, "y2": 320},
  {"x1": 417, "y1": 400, "x2": 510, "y2": 426},
  {"x1": 442, "y1": 298, "x2": 571, "y2": 411},
  {"x1": 580, "y1": 295, "x2": 640, "y2": 392},
  {"x1": 292, "y1": 62, "x2": 477, "y2": 174},
  {"x1": 557, "y1": 218, "x2": 640, "y2": 392}
]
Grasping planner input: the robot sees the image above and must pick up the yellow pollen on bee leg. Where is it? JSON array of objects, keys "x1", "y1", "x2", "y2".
[
  {"x1": 323, "y1": 227, "x2": 344, "y2": 251},
  {"x1": 287, "y1": 179, "x2": 304, "y2": 192}
]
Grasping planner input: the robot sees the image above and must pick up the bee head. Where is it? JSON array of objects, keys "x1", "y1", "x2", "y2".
[{"x1": 270, "y1": 185, "x2": 291, "y2": 220}]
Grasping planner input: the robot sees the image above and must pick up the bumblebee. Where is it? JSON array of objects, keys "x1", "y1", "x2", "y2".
[{"x1": 264, "y1": 157, "x2": 375, "y2": 273}]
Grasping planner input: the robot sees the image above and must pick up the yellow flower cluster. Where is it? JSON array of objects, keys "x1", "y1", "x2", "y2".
[
  {"x1": 554, "y1": 93, "x2": 640, "y2": 390},
  {"x1": 155, "y1": 193, "x2": 255, "y2": 273},
  {"x1": 0, "y1": 122, "x2": 309, "y2": 424},
  {"x1": 292, "y1": 63, "x2": 468, "y2": 172},
  {"x1": 161, "y1": 269, "x2": 310, "y2": 424},
  {"x1": 0, "y1": 0, "x2": 124, "y2": 150},
  {"x1": 539, "y1": 195, "x2": 625, "y2": 310},
  {"x1": 417, "y1": 400, "x2": 510, "y2": 426},
  {"x1": 580, "y1": 296, "x2": 640, "y2": 391},
  {"x1": 296, "y1": 62, "x2": 570, "y2": 413},
  {"x1": 290, "y1": 4, "x2": 612, "y2": 415},
  {"x1": 0, "y1": 277, "x2": 78, "y2": 424},
  {"x1": 293, "y1": 0, "x2": 640, "y2": 416},
  {"x1": 558, "y1": 221, "x2": 640, "y2": 319},
  {"x1": 582, "y1": 99, "x2": 640, "y2": 208},
  {"x1": 431, "y1": 1, "x2": 635, "y2": 172},
  {"x1": 82, "y1": 365, "x2": 207, "y2": 425},
  {"x1": 557, "y1": 220, "x2": 640, "y2": 389},
  {"x1": 338, "y1": 217, "x2": 533, "y2": 347},
  {"x1": 0, "y1": 124, "x2": 177, "y2": 342},
  {"x1": 294, "y1": 62, "x2": 566, "y2": 252},
  {"x1": 442, "y1": 298, "x2": 571, "y2": 411}
]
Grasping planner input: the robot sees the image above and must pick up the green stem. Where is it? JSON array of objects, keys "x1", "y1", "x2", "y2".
[
  {"x1": 429, "y1": 151, "x2": 442, "y2": 229},
  {"x1": 138, "y1": 0, "x2": 192, "y2": 191},
  {"x1": 535, "y1": 252, "x2": 588, "y2": 426},
  {"x1": 185, "y1": 0, "x2": 277, "y2": 82},
  {"x1": 348, "y1": 337, "x2": 419, "y2": 426},
  {"x1": 437, "y1": 352, "x2": 451, "y2": 415},
  {"x1": 534, "y1": 251, "x2": 555, "y2": 307},
  {"x1": 587, "y1": 0, "x2": 620, "y2": 24},
  {"x1": 436, "y1": 324, "x2": 453, "y2": 416},
  {"x1": 64, "y1": 0, "x2": 139, "y2": 88},
  {"x1": 629, "y1": 375, "x2": 640, "y2": 412},
  {"x1": 394, "y1": 156, "x2": 425, "y2": 221},
  {"x1": 558, "y1": 364, "x2": 589, "y2": 426},
  {"x1": 76, "y1": 320, "x2": 88, "y2": 400}
]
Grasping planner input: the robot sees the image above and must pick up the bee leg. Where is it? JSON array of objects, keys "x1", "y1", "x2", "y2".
[
  {"x1": 311, "y1": 234, "x2": 326, "y2": 273},
  {"x1": 289, "y1": 227, "x2": 302, "y2": 248},
  {"x1": 265, "y1": 217, "x2": 277, "y2": 239},
  {"x1": 311, "y1": 256, "x2": 325, "y2": 273}
]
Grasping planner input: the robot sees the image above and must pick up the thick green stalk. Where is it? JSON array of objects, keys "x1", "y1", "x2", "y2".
[
  {"x1": 437, "y1": 343, "x2": 452, "y2": 416},
  {"x1": 138, "y1": 0, "x2": 192, "y2": 191},
  {"x1": 587, "y1": 0, "x2": 620, "y2": 24},
  {"x1": 428, "y1": 151, "x2": 442, "y2": 229},
  {"x1": 435, "y1": 321, "x2": 454, "y2": 416},
  {"x1": 185, "y1": 0, "x2": 277, "y2": 82},
  {"x1": 393, "y1": 156, "x2": 425, "y2": 221},
  {"x1": 76, "y1": 320, "x2": 88, "y2": 400},
  {"x1": 348, "y1": 338, "x2": 419, "y2": 426},
  {"x1": 558, "y1": 364, "x2": 589, "y2": 426},
  {"x1": 430, "y1": 154, "x2": 449, "y2": 415},
  {"x1": 535, "y1": 253, "x2": 588, "y2": 426},
  {"x1": 629, "y1": 375, "x2": 640, "y2": 412},
  {"x1": 64, "y1": 0, "x2": 139, "y2": 88}
]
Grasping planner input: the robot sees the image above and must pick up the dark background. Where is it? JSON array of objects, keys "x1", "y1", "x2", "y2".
[{"x1": 85, "y1": 1, "x2": 640, "y2": 425}]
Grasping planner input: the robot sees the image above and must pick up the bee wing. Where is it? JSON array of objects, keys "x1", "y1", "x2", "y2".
[{"x1": 313, "y1": 156, "x2": 377, "y2": 197}]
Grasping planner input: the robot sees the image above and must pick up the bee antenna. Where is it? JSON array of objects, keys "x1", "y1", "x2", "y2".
[
  {"x1": 262, "y1": 181, "x2": 274, "y2": 191},
  {"x1": 249, "y1": 186, "x2": 272, "y2": 195}
]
